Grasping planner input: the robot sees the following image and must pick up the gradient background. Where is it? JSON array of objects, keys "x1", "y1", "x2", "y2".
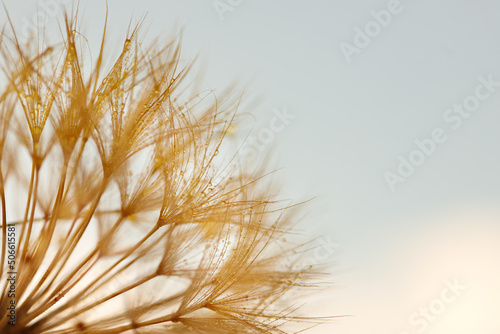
[{"x1": 3, "y1": 1, "x2": 500, "y2": 333}]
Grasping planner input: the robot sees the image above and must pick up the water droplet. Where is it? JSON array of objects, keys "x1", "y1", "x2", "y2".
[{"x1": 124, "y1": 39, "x2": 131, "y2": 49}]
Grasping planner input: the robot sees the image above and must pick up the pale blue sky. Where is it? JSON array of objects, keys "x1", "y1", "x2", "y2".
[{"x1": 3, "y1": 1, "x2": 500, "y2": 333}]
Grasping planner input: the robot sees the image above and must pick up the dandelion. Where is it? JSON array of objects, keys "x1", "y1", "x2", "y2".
[{"x1": 0, "y1": 10, "x2": 320, "y2": 334}]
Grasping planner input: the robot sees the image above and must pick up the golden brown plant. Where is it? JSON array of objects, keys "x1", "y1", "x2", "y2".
[{"x1": 0, "y1": 11, "x2": 319, "y2": 334}]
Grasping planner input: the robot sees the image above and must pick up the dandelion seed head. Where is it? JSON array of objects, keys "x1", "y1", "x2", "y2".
[{"x1": 0, "y1": 8, "x2": 324, "y2": 334}]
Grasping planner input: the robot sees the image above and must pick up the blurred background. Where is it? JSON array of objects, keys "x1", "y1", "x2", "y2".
[{"x1": 3, "y1": 1, "x2": 500, "y2": 333}]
